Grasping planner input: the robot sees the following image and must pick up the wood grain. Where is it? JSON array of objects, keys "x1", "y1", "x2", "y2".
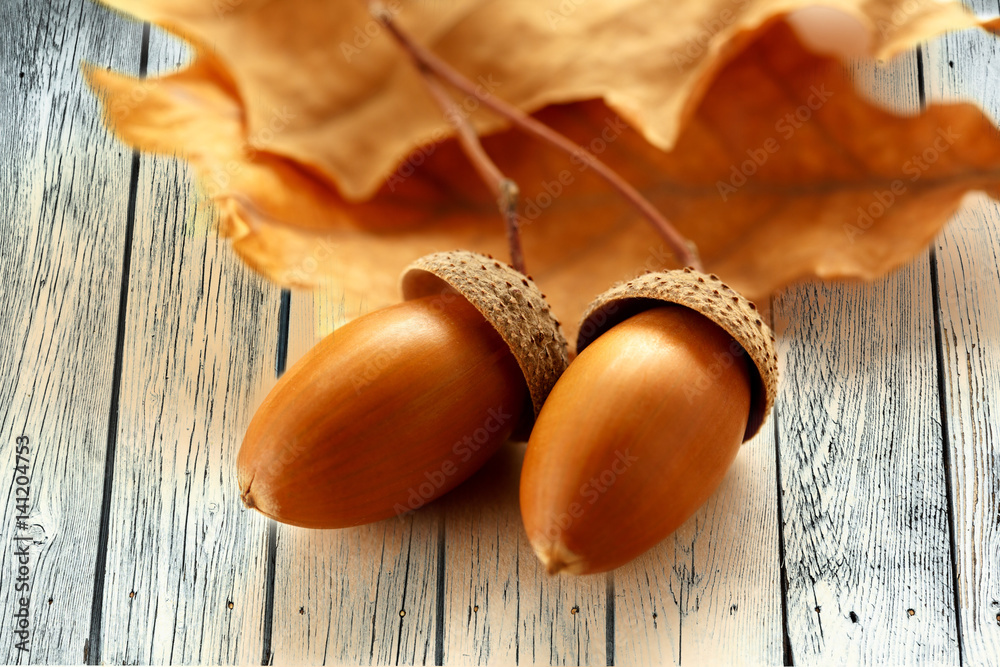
[
  {"x1": 269, "y1": 285, "x2": 439, "y2": 665},
  {"x1": 0, "y1": 1, "x2": 142, "y2": 662},
  {"x1": 773, "y1": 272, "x2": 960, "y2": 665},
  {"x1": 932, "y1": 195, "x2": 1000, "y2": 666},
  {"x1": 923, "y1": 6, "x2": 1000, "y2": 662},
  {"x1": 92, "y1": 27, "x2": 283, "y2": 664},
  {"x1": 771, "y1": 53, "x2": 961, "y2": 665},
  {"x1": 438, "y1": 443, "x2": 608, "y2": 666}
]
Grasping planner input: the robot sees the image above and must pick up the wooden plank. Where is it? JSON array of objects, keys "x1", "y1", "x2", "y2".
[
  {"x1": 440, "y1": 443, "x2": 608, "y2": 666},
  {"x1": 612, "y1": 423, "x2": 782, "y2": 665},
  {"x1": 773, "y1": 270, "x2": 960, "y2": 665},
  {"x1": 932, "y1": 196, "x2": 1000, "y2": 666},
  {"x1": 269, "y1": 285, "x2": 438, "y2": 665},
  {"x1": 773, "y1": 51, "x2": 960, "y2": 664},
  {"x1": 93, "y1": 27, "x2": 283, "y2": 664},
  {"x1": 774, "y1": 49, "x2": 959, "y2": 664},
  {"x1": 923, "y1": 7, "x2": 1000, "y2": 662},
  {"x1": 0, "y1": 1, "x2": 143, "y2": 662}
]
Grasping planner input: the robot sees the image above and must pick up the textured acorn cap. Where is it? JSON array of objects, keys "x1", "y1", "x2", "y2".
[
  {"x1": 400, "y1": 250, "x2": 569, "y2": 439},
  {"x1": 576, "y1": 268, "x2": 778, "y2": 442}
]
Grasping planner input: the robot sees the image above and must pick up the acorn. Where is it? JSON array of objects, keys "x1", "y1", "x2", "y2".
[
  {"x1": 519, "y1": 269, "x2": 778, "y2": 574},
  {"x1": 239, "y1": 250, "x2": 568, "y2": 528}
]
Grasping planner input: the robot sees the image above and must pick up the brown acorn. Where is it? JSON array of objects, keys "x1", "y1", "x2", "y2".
[
  {"x1": 519, "y1": 269, "x2": 778, "y2": 574},
  {"x1": 239, "y1": 251, "x2": 568, "y2": 528}
]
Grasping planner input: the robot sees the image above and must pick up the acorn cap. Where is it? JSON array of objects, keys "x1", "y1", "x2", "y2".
[
  {"x1": 576, "y1": 269, "x2": 777, "y2": 442},
  {"x1": 400, "y1": 250, "x2": 569, "y2": 439}
]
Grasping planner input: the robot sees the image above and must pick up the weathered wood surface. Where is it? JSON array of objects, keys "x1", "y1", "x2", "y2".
[
  {"x1": 771, "y1": 53, "x2": 961, "y2": 664},
  {"x1": 924, "y1": 3, "x2": 1000, "y2": 661},
  {"x1": 92, "y1": 27, "x2": 283, "y2": 664},
  {"x1": 439, "y1": 443, "x2": 608, "y2": 666},
  {"x1": 932, "y1": 195, "x2": 1000, "y2": 666},
  {"x1": 0, "y1": 1, "x2": 142, "y2": 663}
]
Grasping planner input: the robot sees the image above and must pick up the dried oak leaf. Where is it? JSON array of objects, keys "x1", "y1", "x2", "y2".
[
  {"x1": 90, "y1": 0, "x2": 985, "y2": 199},
  {"x1": 85, "y1": 0, "x2": 1000, "y2": 341}
]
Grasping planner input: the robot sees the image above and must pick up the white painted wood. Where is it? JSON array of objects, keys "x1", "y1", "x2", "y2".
[
  {"x1": 439, "y1": 443, "x2": 608, "y2": 666},
  {"x1": 923, "y1": 7, "x2": 1000, "y2": 662},
  {"x1": 932, "y1": 194, "x2": 1000, "y2": 667},
  {"x1": 772, "y1": 52, "x2": 961, "y2": 665},
  {"x1": 0, "y1": 2, "x2": 142, "y2": 662},
  {"x1": 775, "y1": 271, "x2": 963, "y2": 665},
  {"x1": 94, "y1": 27, "x2": 283, "y2": 664},
  {"x1": 773, "y1": 270, "x2": 960, "y2": 665},
  {"x1": 271, "y1": 513, "x2": 439, "y2": 665},
  {"x1": 270, "y1": 286, "x2": 439, "y2": 665},
  {"x1": 613, "y1": 424, "x2": 782, "y2": 665}
]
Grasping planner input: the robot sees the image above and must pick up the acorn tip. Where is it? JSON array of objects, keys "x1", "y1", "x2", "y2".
[
  {"x1": 240, "y1": 481, "x2": 256, "y2": 510},
  {"x1": 534, "y1": 539, "x2": 586, "y2": 576}
]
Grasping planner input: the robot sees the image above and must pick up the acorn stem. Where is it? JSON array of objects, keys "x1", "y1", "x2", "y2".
[
  {"x1": 371, "y1": 3, "x2": 702, "y2": 272},
  {"x1": 418, "y1": 70, "x2": 527, "y2": 274}
]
